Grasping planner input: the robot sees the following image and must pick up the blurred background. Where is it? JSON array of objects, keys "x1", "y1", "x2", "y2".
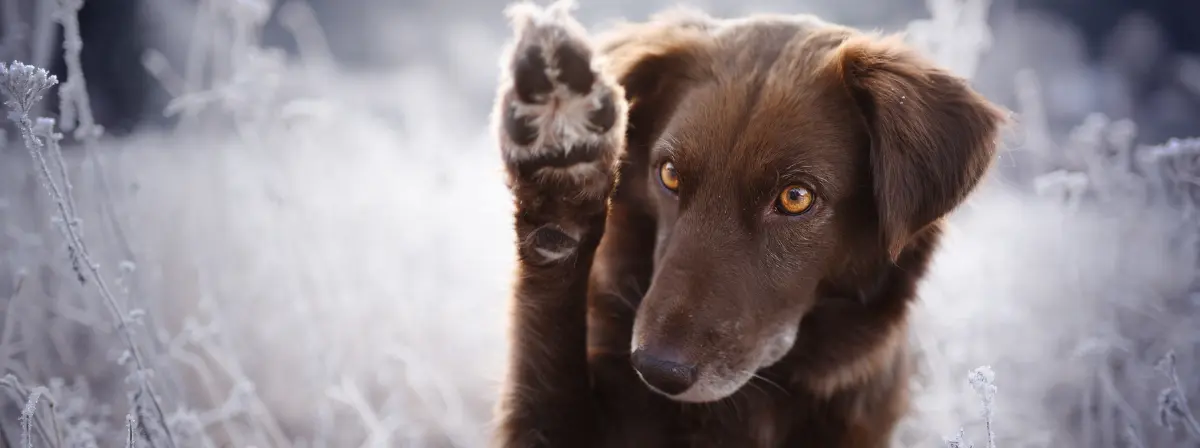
[
  {"x1": 0, "y1": 0, "x2": 1198, "y2": 447},
  {"x1": 32, "y1": 0, "x2": 1200, "y2": 141}
]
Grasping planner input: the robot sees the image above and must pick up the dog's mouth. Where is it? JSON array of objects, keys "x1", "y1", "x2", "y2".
[{"x1": 634, "y1": 322, "x2": 799, "y2": 403}]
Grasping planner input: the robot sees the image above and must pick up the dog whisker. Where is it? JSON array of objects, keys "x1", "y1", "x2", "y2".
[{"x1": 742, "y1": 370, "x2": 790, "y2": 397}]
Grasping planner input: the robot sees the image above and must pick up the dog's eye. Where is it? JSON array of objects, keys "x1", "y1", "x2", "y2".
[
  {"x1": 659, "y1": 161, "x2": 680, "y2": 192},
  {"x1": 775, "y1": 185, "x2": 814, "y2": 215}
]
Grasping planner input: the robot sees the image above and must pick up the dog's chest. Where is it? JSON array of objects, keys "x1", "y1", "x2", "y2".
[
  {"x1": 672, "y1": 393, "x2": 794, "y2": 447},
  {"x1": 613, "y1": 393, "x2": 888, "y2": 448}
]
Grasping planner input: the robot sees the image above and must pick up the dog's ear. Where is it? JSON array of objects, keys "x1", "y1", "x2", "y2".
[{"x1": 824, "y1": 33, "x2": 1008, "y2": 260}]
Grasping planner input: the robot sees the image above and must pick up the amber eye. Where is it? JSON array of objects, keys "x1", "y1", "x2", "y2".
[
  {"x1": 775, "y1": 185, "x2": 815, "y2": 215},
  {"x1": 659, "y1": 161, "x2": 680, "y2": 192}
]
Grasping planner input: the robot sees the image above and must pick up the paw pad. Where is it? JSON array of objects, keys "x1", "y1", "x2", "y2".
[
  {"x1": 514, "y1": 45, "x2": 554, "y2": 104},
  {"x1": 522, "y1": 224, "x2": 580, "y2": 264}
]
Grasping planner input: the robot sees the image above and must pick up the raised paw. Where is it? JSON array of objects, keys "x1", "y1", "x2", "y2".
[{"x1": 494, "y1": 0, "x2": 626, "y2": 204}]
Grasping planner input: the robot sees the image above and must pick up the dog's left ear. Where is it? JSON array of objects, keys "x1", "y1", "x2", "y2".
[{"x1": 824, "y1": 33, "x2": 1008, "y2": 260}]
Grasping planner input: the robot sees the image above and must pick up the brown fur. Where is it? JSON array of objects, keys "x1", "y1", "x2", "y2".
[{"x1": 489, "y1": 2, "x2": 1008, "y2": 447}]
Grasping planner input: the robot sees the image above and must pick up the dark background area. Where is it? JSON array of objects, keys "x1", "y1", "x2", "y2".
[{"x1": 22, "y1": 0, "x2": 1200, "y2": 141}]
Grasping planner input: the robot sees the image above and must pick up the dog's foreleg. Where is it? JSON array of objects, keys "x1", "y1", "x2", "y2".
[{"x1": 490, "y1": 2, "x2": 628, "y2": 447}]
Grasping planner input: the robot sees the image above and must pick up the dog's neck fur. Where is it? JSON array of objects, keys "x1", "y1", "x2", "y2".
[{"x1": 780, "y1": 221, "x2": 940, "y2": 391}]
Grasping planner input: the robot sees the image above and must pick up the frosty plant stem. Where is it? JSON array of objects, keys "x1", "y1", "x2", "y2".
[
  {"x1": 1155, "y1": 351, "x2": 1200, "y2": 440},
  {"x1": 0, "y1": 375, "x2": 62, "y2": 448},
  {"x1": 126, "y1": 414, "x2": 138, "y2": 448},
  {"x1": 0, "y1": 60, "x2": 178, "y2": 448},
  {"x1": 946, "y1": 365, "x2": 1000, "y2": 448},
  {"x1": 968, "y1": 366, "x2": 998, "y2": 448},
  {"x1": 19, "y1": 386, "x2": 46, "y2": 448},
  {"x1": 53, "y1": 0, "x2": 101, "y2": 141}
]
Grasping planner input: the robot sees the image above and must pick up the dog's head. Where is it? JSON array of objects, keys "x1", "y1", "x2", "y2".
[{"x1": 598, "y1": 12, "x2": 1006, "y2": 402}]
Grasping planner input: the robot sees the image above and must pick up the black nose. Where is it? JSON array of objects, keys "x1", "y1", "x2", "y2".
[{"x1": 631, "y1": 348, "x2": 698, "y2": 395}]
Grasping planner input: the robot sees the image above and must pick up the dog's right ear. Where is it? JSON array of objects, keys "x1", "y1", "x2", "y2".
[{"x1": 821, "y1": 33, "x2": 1008, "y2": 262}]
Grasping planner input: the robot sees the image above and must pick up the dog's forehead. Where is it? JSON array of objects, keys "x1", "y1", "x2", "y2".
[
  {"x1": 661, "y1": 25, "x2": 863, "y2": 196},
  {"x1": 667, "y1": 91, "x2": 856, "y2": 188}
]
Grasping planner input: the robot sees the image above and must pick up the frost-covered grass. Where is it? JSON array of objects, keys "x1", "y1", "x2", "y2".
[{"x1": 0, "y1": 0, "x2": 1198, "y2": 446}]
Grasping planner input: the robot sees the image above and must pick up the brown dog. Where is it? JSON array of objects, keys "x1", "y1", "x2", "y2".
[{"x1": 489, "y1": 1, "x2": 1006, "y2": 447}]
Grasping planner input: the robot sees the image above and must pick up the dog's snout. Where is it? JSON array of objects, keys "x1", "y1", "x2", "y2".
[{"x1": 631, "y1": 347, "x2": 698, "y2": 395}]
